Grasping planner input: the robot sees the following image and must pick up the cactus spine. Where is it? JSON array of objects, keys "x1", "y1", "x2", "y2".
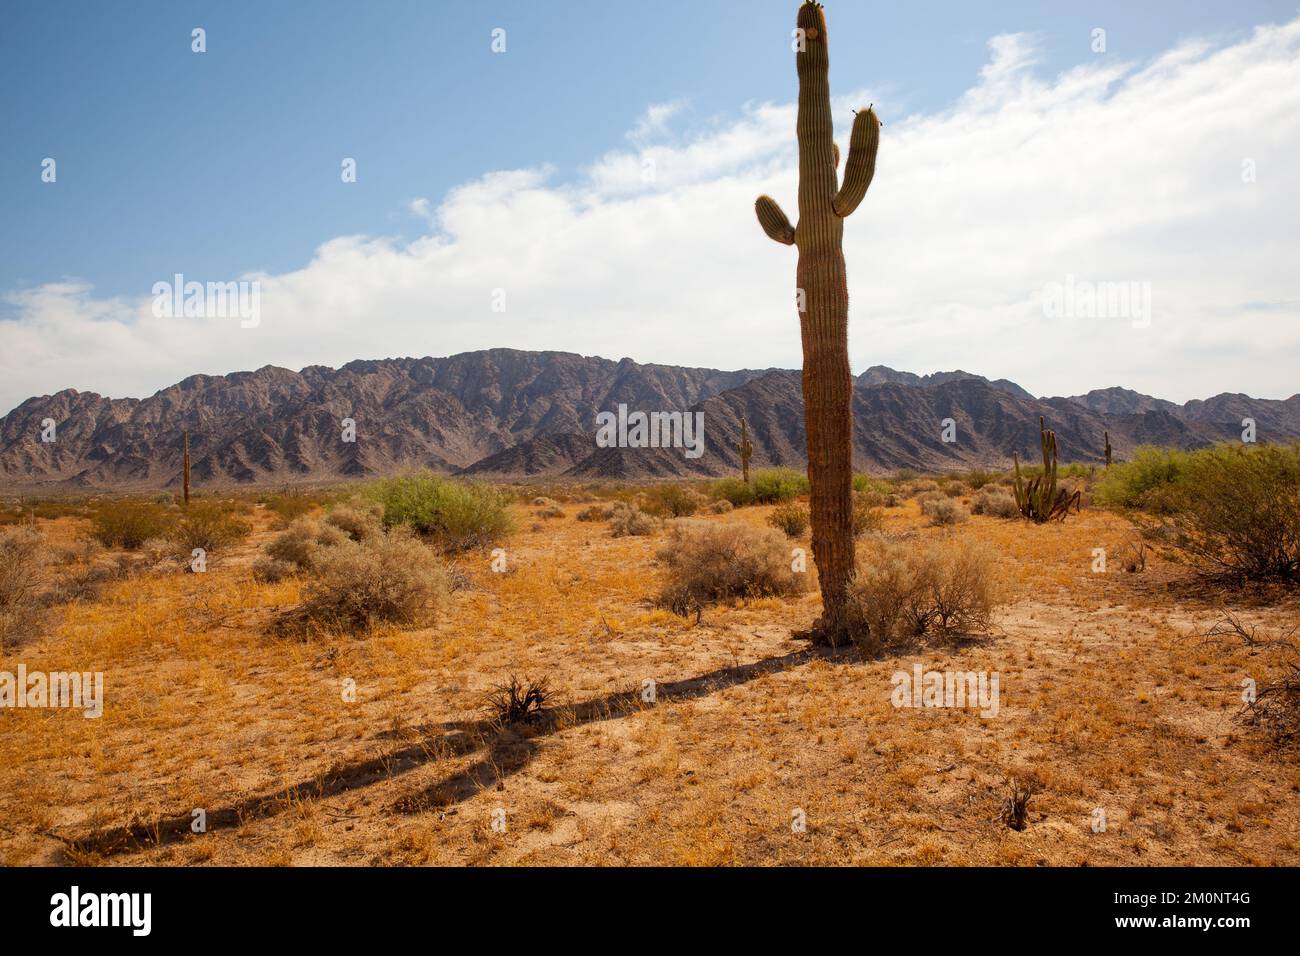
[
  {"x1": 1012, "y1": 417, "x2": 1081, "y2": 522},
  {"x1": 182, "y1": 430, "x2": 191, "y2": 506},
  {"x1": 1104, "y1": 430, "x2": 1112, "y2": 468},
  {"x1": 737, "y1": 416, "x2": 754, "y2": 483},
  {"x1": 755, "y1": 1, "x2": 880, "y2": 643}
]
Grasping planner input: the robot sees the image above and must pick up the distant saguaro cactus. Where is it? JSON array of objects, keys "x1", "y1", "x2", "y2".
[
  {"x1": 1104, "y1": 430, "x2": 1112, "y2": 468},
  {"x1": 1012, "y1": 417, "x2": 1081, "y2": 523},
  {"x1": 754, "y1": 1, "x2": 880, "y2": 644},
  {"x1": 182, "y1": 431, "x2": 191, "y2": 506},
  {"x1": 737, "y1": 416, "x2": 754, "y2": 483}
]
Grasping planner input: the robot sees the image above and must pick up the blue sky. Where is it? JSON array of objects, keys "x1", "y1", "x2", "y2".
[
  {"x1": 3, "y1": 0, "x2": 1292, "y2": 299},
  {"x1": 2, "y1": 1, "x2": 1299, "y2": 409}
]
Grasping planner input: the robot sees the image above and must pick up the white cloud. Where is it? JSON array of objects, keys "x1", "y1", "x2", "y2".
[{"x1": 3, "y1": 17, "x2": 1300, "y2": 414}]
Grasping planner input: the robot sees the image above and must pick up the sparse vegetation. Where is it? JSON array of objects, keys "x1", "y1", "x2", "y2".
[
  {"x1": 642, "y1": 484, "x2": 700, "y2": 518},
  {"x1": 292, "y1": 529, "x2": 449, "y2": 634},
  {"x1": 166, "y1": 501, "x2": 252, "y2": 556},
  {"x1": 922, "y1": 496, "x2": 969, "y2": 526},
  {"x1": 87, "y1": 500, "x2": 170, "y2": 550},
  {"x1": 608, "y1": 502, "x2": 658, "y2": 537},
  {"x1": 846, "y1": 538, "x2": 1001, "y2": 654},
  {"x1": 0, "y1": 525, "x2": 47, "y2": 650},
  {"x1": 971, "y1": 487, "x2": 1019, "y2": 518},
  {"x1": 484, "y1": 676, "x2": 551, "y2": 726},
  {"x1": 767, "y1": 503, "x2": 809, "y2": 537},
  {"x1": 361, "y1": 471, "x2": 513, "y2": 552},
  {"x1": 657, "y1": 521, "x2": 806, "y2": 616}
]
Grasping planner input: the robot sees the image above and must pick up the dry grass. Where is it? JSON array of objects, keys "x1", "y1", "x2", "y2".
[{"x1": 0, "y1": 489, "x2": 1297, "y2": 867}]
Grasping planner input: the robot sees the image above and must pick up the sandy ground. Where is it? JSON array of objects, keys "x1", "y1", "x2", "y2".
[{"x1": 1, "y1": 494, "x2": 1296, "y2": 866}]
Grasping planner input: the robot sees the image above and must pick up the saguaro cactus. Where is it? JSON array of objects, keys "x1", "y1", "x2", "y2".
[
  {"x1": 1104, "y1": 430, "x2": 1113, "y2": 468},
  {"x1": 182, "y1": 430, "x2": 191, "y2": 506},
  {"x1": 737, "y1": 416, "x2": 754, "y2": 483},
  {"x1": 755, "y1": 1, "x2": 880, "y2": 644}
]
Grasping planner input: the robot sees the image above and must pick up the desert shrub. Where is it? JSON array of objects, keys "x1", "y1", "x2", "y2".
[
  {"x1": 852, "y1": 495, "x2": 884, "y2": 536},
  {"x1": 609, "y1": 502, "x2": 658, "y2": 537},
  {"x1": 971, "y1": 487, "x2": 1019, "y2": 518},
  {"x1": 642, "y1": 484, "x2": 700, "y2": 518},
  {"x1": 88, "y1": 500, "x2": 170, "y2": 550},
  {"x1": 767, "y1": 503, "x2": 809, "y2": 537},
  {"x1": 708, "y1": 499, "x2": 734, "y2": 514},
  {"x1": 853, "y1": 475, "x2": 891, "y2": 498},
  {"x1": 530, "y1": 496, "x2": 556, "y2": 507},
  {"x1": 908, "y1": 480, "x2": 940, "y2": 498},
  {"x1": 484, "y1": 675, "x2": 551, "y2": 726},
  {"x1": 893, "y1": 469, "x2": 918, "y2": 483},
  {"x1": 262, "y1": 493, "x2": 315, "y2": 525},
  {"x1": 361, "y1": 471, "x2": 513, "y2": 552},
  {"x1": 0, "y1": 526, "x2": 47, "y2": 650},
  {"x1": 1207, "y1": 613, "x2": 1300, "y2": 747},
  {"x1": 576, "y1": 503, "x2": 614, "y2": 522},
  {"x1": 535, "y1": 503, "x2": 564, "y2": 519},
  {"x1": 922, "y1": 496, "x2": 969, "y2": 526},
  {"x1": 1093, "y1": 446, "x2": 1190, "y2": 513},
  {"x1": 1151, "y1": 444, "x2": 1300, "y2": 582},
  {"x1": 882, "y1": 493, "x2": 901, "y2": 508},
  {"x1": 166, "y1": 501, "x2": 251, "y2": 555},
  {"x1": 323, "y1": 499, "x2": 384, "y2": 541},
  {"x1": 295, "y1": 530, "x2": 448, "y2": 634},
  {"x1": 251, "y1": 556, "x2": 296, "y2": 584},
  {"x1": 963, "y1": 469, "x2": 997, "y2": 490},
  {"x1": 656, "y1": 521, "x2": 805, "y2": 615},
  {"x1": 846, "y1": 538, "x2": 1001, "y2": 654},
  {"x1": 999, "y1": 776, "x2": 1042, "y2": 831},
  {"x1": 264, "y1": 517, "x2": 347, "y2": 571},
  {"x1": 710, "y1": 477, "x2": 757, "y2": 507},
  {"x1": 943, "y1": 481, "x2": 968, "y2": 498},
  {"x1": 751, "y1": 467, "x2": 810, "y2": 503}
]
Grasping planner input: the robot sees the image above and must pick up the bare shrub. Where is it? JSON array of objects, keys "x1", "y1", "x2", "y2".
[
  {"x1": 576, "y1": 503, "x2": 614, "y2": 522},
  {"x1": 767, "y1": 502, "x2": 809, "y2": 537},
  {"x1": 1206, "y1": 613, "x2": 1300, "y2": 748},
  {"x1": 609, "y1": 502, "x2": 658, "y2": 538},
  {"x1": 264, "y1": 517, "x2": 346, "y2": 571},
  {"x1": 294, "y1": 530, "x2": 448, "y2": 634},
  {"x1": 846, "y1": 538, "x2": 1002, "y2": 654},
  {"x1": 943, "y1": 481, "x2": 968, "y2": 498},
  {"x1": 323, "y1": 499, "x2": 384, "y2": 541},
  {"x1": 999, "y1": 775, "x2": 1042, "y2": 831},
  {"x1": 483, "y1": 675, "x2": 551, "y2": 726},
  {"x1": 709, "y1": 499, "x2": 734, "y2": 515},
  {"x1": 923, "y1": 497, "x2": 970, "y2": 526},
  {"x1": 0, "y1": 525, "x2": 48, "y2": 650},
  {"x1": 656, "y1": 521, "x2": 806, "y2": 616},
  {"x1": 852, "y1": 495, "x2": 884, "y2": 536},
  {"x1": 535, "y1": 503, "x2": 565, "y2": 519},
  {"x1": 971, "y1": 487, "x2": 1019, "y2": 518},
  {"x1": 252, "y1": 556, "x2": 297, "y2": 584}
]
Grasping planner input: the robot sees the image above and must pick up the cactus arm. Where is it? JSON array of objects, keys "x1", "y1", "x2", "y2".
[
  {"x1": 832, "y1": 107, "x2": 880, "y2": 217},
  {"x1": 755, "y1": 195, "x2": 796, "y2": 245}
]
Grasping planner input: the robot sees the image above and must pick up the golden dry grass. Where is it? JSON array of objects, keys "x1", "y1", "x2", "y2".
[{"x1": 1, "y1": 493, "x2": 1297, "y2": 866}]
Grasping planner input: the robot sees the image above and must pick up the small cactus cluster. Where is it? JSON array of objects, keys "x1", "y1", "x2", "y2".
[
  {"x1": 736, "y1": 416, "x2": 754, "y2": 483},
  {"x1": 1012, "y1": 417, "x2": 1081, "y2": 523}
]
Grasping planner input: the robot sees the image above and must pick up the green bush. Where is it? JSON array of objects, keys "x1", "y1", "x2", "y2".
[
  {"x1": 751, "y1": 467, "x2": 810, "y2": 503},
  {"x1": 1094, "y1": 446, "x2": 1190, "y2": 513},
  {"x1": 167, "y1": 501, "x2": 252, "y2": 554},
  {"x1": 1155, "y1": 444, "x2": 1300, "y2": 582},
  {"x1": 360, "y1": 471, "x2": 513, "y2": 552},
  {"x1": 853, "y1": 474, "x2": 891, "y2": 498},
  {"x1": 656, "y1": 521, "x2": 806, "y2": 615},
  {"x1": 642, "y1": 484, "x2": 700, "y2": 518},
  {"x1": 88, "y1": 500, "x2": 170, "y2": 550},
  {"x1": 710, "y1": 477, "x2": 757, "y2": 507}
]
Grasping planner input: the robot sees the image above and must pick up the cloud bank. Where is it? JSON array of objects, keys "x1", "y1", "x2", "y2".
[{"x1": 3, "y1": 17, "x2": 1299, "y2": 414}]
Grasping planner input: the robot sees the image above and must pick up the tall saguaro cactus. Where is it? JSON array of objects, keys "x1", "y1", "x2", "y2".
[
  {"x1": 755, "y1": 1, "x2": 880, "y2": 644},
  {"x1": 182, "y1": 430, "x2": 191, "y2": 506},
  {"x1": 737, "y1": 416, "x2": 754, "y2": 483}
]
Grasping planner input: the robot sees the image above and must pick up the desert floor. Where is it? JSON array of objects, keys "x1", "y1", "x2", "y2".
[{"x1": 1, "y1": 495, "x2": 1297, "y2": 866}]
